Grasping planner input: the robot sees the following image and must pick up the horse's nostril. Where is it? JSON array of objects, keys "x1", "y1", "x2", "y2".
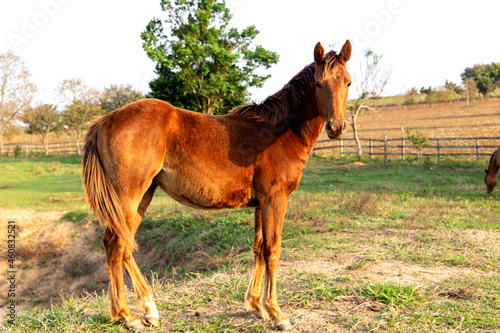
[{"x1": 325, "y1": 121, "x2": 333, "y2": 132}]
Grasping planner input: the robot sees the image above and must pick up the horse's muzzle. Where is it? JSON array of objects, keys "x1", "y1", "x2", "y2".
[{"x1": 326, "y1": 120, "x2": 347, "y2": 139}]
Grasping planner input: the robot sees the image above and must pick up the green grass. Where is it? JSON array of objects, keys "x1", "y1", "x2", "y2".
[
  {"x1": 9, "y1": 271, "x2": 499, "y2": 332},
  {"x1": 60, "y1": 209, "x2": 93, "y2": 225},
  {"x1": 0, "y1": 155, "x2": 84, "y2": 210},
  {"x1": 137, "y1": 209, "x2": 254, "y2": 277},
  {"x1": 3, "y1": 155, "x2": 500, "y2": 332}
]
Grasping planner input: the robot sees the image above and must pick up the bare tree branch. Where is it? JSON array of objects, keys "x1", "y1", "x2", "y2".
[
  {"x1": 348, "y1": 49, "x2": 391, "y2": 161},
  {"x1": 0, "y1": 51, "x2": 37, "y2": 155}
]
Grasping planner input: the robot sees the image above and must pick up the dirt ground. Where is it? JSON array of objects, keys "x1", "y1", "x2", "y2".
[
  {"x1": 348, "y1": 99, "x2": 500, "y2": 140},
  {"x1": 0, "y1": 209, "x2": 107, "y2": 311}
]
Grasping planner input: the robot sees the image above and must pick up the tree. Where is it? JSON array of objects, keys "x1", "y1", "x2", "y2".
[
  {"x1": 0, "y1": 51, "x2": 37, "y2": 155},
  {"x1": 461, "y1": 63, "x2": 500, "y2": 97},
  {"x1": 100, "y1": 84, "x2": 144, "y2": 113},
  {"x1": 58, "y1": 78, "x2": 103, "y2": 155},
  {"x1": 22, "y1": 104, "x2": 61, "y2": 155},
  {"x1": 141, "y1": 0, "x2": 279, "y2": 115},
  {"x1": 420, "y1": 86, "x2": 433, "y2": 95},
  {"x1": 462, "y1": 78, "x2": 478, "y2": 106},
  {"x1": 406, "y1": 129, "x2": 429, "y2": 162},
  {"x1": 348, "y1": 49, "x2": 391, "y2": 161},
  {"x1": 147, "y1": 65, "x2": 199, "y2": 111},
  {"x1": 62, "y1": 101, "x2": 103, "y2": 155},
  {"x1": 444, "y1": 79, "x2": 463, "y2": 94},
  {"x1": 405, "y1": 87, "x2": 419, "y2": 105}
]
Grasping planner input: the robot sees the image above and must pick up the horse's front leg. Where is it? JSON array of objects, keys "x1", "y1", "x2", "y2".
[
  {"x1": 259, "y1": 193, "x2": 292, "y2": 331},
  {"x1": 245, "y1": 207, "x2": 267, "y2": 319}
]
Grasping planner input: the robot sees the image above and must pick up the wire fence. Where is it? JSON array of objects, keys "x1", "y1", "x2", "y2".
[
  {"x1": 2, "y1": 136, "x2": 500, "y2": 161},
  {"x1": 312, "y1": 136, "x2": 500, "y2": 162}
]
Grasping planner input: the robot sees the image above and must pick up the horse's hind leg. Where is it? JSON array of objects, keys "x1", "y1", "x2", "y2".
[
  {"x1": 122, "y1": 182, "x2": 160, "y2": 327},
  {"x1": 104, "y1": 182, "x2": 158, "y2": 330},
  {"x1": 103, "y1": 228, "x2": 144, "y2": 330},
  {"x1": 245, "y1": 207, "x2": 267, "y2": 319}
]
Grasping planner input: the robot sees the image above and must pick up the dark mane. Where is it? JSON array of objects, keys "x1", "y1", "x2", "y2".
[{"x1": 231, "y1": 50, "x2": 339, "y2": 126}]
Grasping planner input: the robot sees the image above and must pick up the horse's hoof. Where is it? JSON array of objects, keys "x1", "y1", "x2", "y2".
[
  {"x1": 126, "y1": 319, "x2": 145, "y2": 331},
  {"x1": 145, "y1": 316, "x2": 159, "y2": 327},
  {"x1": 276, "y1": 320, "x2": 293, "y2": 331}
]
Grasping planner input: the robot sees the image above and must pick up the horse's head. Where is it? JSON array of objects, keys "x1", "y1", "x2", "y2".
[
  {"x1": 485, "y1": 168, "x2": 497, "y2": 194},
  {"x1": 313, "y1": 40, "x2": 352, "y2": 139}
]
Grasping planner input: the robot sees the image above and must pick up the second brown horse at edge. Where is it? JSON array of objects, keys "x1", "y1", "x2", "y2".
[
  {"x1": 82, "y1": 40, "x2": 352, "y2": 331},
  {"x1": 485, "y1": 147, "x2": 500, "y2": 193}
]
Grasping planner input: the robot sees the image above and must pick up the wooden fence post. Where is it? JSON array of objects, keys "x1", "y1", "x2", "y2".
[
  {"x1": 476, "y1": 138, "x2": 479, "y2": 161},
  {"x1": 401, "y1": 127, "x2": 405, "y2": 160},
  {"x1": 437, "y1": 138, "x2": 440, "y2": 162},
  {"x1": 401, "y1": 137, "x2": 404, "y2": 160},
  {"x1": 384, "y1": 133, "x2": 388, "y2": 167},
  {"x1": 369, "y1": 138, "x2": 373, "y2": 159},
  {"x1": 340, "y1": 139, "x2": 343, "y2": 157}
]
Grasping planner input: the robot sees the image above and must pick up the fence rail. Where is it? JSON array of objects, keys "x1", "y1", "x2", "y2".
[
  {"x1": 2, "y1": 136, "x2": 500, "y2": 161},
  {"x1": 313, "y1": 136, "x2": 500, "y2": 161},
  {"x1": 1, "y1": 141, "x2": 82, "y2": 157}
]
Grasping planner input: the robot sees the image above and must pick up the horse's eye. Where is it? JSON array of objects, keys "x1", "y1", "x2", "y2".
[
  {"x1": 315, "y1": 81, "x2": 322, "y2": 88},
  {"x1": 347, "y1": 82, "x2": 352, "y2": 87}
]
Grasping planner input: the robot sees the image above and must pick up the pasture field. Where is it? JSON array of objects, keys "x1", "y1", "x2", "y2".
[
  {"x1": 1, "y1": 155, "x2": 500, "y2": 332},
  {"x1": 315, "y1": 98, "x2": 500, "y2": 158},
  {"x1": 0, "y1": 155, "x2": 84, "y2": 210},
  {"x1": 340, "y1": 98, "x2": 500, "y2": 141}
]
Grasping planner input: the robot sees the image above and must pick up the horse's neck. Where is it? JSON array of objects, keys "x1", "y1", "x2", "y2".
[
  {"x1": 491, "y1": 151, "x2": 500, "y2": 174},
  {"x1": 288, "y1": 100, "x2": 325, "y2": 151}
]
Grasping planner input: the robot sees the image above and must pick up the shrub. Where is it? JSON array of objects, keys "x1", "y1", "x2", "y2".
[{"x1": 14, "y1": 145, "x2": 23, "y2": 158}]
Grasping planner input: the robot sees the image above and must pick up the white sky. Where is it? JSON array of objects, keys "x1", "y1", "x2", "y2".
[{"x1": 1, "y1": 0, "x2": 499, "y2": 103}]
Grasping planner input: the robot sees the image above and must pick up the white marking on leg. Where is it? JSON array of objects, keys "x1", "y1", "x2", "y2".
[
  {"x1": 260, "y1": 286, "x2": 270, "y2": 320},
  {"x1": 145, "y1": 299, "x2": 159, "y2": 319}
]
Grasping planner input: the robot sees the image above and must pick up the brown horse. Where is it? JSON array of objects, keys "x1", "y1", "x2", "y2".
[
  {"x1": 485, "y1": 148, "x2": 500, "y2": 193},
  {"x1": 82, "y1": 40, "x2": 351, "y2": 331}
]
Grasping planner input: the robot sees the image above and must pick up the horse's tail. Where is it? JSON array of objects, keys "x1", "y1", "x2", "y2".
[{"x1": 82, "y1": 118, "x2": 137, "y2": 250}]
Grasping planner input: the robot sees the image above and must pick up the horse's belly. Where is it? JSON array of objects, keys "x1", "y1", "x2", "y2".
[{"x1": 154, "y1": 167, "x2": 253, "y2": 209}]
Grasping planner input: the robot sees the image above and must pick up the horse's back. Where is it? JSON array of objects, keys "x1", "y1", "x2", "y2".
[
  {"x1": 95, "y1": 98, "x2": 306, "y2": 209},
  {"x1": 97, "y1": 99, "x2": 257, "y2": 208}
]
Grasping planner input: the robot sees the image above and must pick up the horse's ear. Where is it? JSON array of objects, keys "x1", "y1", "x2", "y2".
[
  {"x1": 314, "y1": 42, "x2": 325, "y2": 64},
  {"x1": 485, "y1": 168, "x2": 489, "y2": 174},
  {"x1": 339, "y1": 39, "x2": 352, "y2": 64}
]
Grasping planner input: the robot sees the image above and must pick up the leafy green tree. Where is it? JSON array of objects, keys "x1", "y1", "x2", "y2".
[
  {"x1": 58, "y1": 78, "x2": 103, "y2": 155},
  {"x1": 461, "y1": 63, "x2": 500, "y2": 96},
  {"x1": 100, "y1": 84, "x2": 144, "y2": 113},
  {"x1": 444, "y1": 79, "x2": 463, "y2": 94},
  {"x1": 462, "y1": 78, "x2": 478, "y2": 106},
  {"x1": 406, "y1": 129, "x2": 429, "y2": 162},
  {"x1": 22, "y1": 104, "x2": 61, "y2": 156},
  {"x1": 420, "y1": 86, "x2": 433, "y2": 95},
  {"x1": 141, "y1": 0, "x2": 279, "y2": 115},
  {"x1": 62, "y1": 101, "x2": 103, "y2": 155}
]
